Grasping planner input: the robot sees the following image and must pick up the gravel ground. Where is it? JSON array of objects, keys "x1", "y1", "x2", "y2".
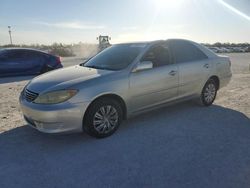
[
  {"x1": 0, "y1": 53, "x2": 249, "y2": 188},
  {"x1": 215, "y1": 53, "x2": 250, "y2": 117}
]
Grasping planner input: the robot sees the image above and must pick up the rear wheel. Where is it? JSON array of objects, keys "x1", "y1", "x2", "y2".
[
  {"x1": 199, "y1": 79, "x2": 218, "y2": 106},
  {"x1": 83, "y1": 98, "x2": 123, "y2": 138}
]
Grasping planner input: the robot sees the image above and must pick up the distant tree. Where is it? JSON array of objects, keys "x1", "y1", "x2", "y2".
[{"x1": 49, "y1": 43, "x2": 75, "y2": 57}]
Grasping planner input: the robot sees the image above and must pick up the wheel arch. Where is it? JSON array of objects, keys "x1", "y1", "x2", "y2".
[
  {"x1": 209, "y1": 75, "x2": 220, "y2": 90},
  {"x1": 83, "y1": 93, "x2": 127, "y2": 125}
]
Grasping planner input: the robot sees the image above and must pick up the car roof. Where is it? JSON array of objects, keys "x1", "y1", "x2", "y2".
[
  {"x1": 115, "y1": 40, "x2": 164, "y2": 46},
  {"x1": 0, "y1": 47, "x2": 50, "y2": 55},
  {"x1": 112, "y1": 39, "x2": 217, "y2": 58},
  {"x1": 115, "y1": 39, "x2": 199, "y2": 46}
]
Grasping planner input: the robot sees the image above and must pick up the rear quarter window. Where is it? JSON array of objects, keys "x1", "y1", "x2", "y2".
[
  {"x1": 170, "y1": 41, "x2": 208, "y2": 63},
  {"x1": 26, "y1": 51, "x2": 47, "y2": 62}
]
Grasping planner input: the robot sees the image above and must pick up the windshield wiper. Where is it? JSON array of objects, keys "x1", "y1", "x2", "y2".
[
  {"x1": 84, "y1": 65, "x2": 99, "y2": 69},
  {"x1": 84, "y1": 65, "x2": 112, "y2": 70}
]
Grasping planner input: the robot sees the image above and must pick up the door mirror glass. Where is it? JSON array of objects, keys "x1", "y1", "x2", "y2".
[{"x1": 132, "y1": 61, "x2": 153, "y2": 72}]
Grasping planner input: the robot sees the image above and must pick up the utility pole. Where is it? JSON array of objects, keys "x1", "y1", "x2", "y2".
[{"x1": 8, "y1": 26, "x2": 13, "y2": 45}]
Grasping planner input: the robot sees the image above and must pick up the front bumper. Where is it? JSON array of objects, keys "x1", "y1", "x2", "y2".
[{"x1": 19, "y1": 95, "x2": 90, "y2": 133}]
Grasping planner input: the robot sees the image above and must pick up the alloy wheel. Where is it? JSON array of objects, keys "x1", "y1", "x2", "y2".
[
  {"x1": 204, "y1": 83, "x2": 216, "y2": 103},
  {"x1": 93, "y1": 105, "x2": 119, "y2": 134}
]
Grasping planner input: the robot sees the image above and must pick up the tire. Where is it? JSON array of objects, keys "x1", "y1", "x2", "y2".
[
  {"x1": 199, "y1": 79, "x2": 218, "y2": 106},
  {"x1": 83, "y1": 98, "x2": 123, "y2": 138}
]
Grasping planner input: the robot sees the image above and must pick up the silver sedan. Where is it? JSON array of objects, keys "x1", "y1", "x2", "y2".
[{"x1": 20, "y1": 39, "x2": 232, "y2": 138}]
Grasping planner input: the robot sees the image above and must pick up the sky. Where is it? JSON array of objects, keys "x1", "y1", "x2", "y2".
[{"x1": 0, "y1": 0, "x2": 250, "y2": 45}]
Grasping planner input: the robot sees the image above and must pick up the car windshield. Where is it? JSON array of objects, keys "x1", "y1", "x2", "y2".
[{"x1": 83, "y1": 44, "x2": 145, "y2": 71}]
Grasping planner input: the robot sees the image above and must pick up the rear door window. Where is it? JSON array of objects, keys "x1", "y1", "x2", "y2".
[
  {"x1": 24, "y1": 51, "x2": 46, "y2": 64},
  {"x1": 169, "y1": 41, "x2": 208, "y2": 63},
  {"x1": 26, "y1": 51, "x2": 42, "y2": 60}
]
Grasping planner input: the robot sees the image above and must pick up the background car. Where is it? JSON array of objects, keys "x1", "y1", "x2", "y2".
[{"x1": 0, "y1": 48, "x2": 63, "y2": 77}]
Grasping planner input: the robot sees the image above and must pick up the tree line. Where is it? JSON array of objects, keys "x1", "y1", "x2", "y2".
[{"x1": 1, "y1": 42, "x2": 250, "y2": 56}]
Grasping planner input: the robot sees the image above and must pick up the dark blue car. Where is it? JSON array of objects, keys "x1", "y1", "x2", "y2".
[{"x1": 0, "y1": 48, "x2": 63, "y2": 77}]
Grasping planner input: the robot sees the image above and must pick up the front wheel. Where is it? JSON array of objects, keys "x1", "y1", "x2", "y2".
[
  {"x1": 83, "y1": 98, "x2": 123, "y2": 138},
  {"x1": 199, "y1": 79, "x2": 218, "y2": 106}
]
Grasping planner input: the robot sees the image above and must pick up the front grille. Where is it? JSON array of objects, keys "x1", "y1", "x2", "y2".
[{"x1": 24, "y1": 89, "x2": 38, "y2": 102}]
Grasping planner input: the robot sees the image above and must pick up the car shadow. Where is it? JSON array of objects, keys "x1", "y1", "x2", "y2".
[
  {"x1": 0, "y1": 103, "x2": 249, "y2": 188},
  {"x1": 0, "y1": 75, "x2": 35, "y2": 84}
]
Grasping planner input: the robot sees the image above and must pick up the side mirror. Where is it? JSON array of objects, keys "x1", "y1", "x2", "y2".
[{"x1": 132, "y1": 61, "x2": 153, "y2": 72}]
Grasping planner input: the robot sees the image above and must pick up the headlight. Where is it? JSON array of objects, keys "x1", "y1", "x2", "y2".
[{"x1": 34, "y1": 90, "x2": 78, "y2": 104}]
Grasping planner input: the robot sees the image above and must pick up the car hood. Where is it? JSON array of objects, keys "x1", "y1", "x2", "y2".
[{"x1": 27, "y1": 65, "x2": 113, "y2": 93}]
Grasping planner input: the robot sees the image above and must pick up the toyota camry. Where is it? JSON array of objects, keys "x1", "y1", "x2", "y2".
[{"x1": 20, "y1": 39, "x2": 232, "y2": 138}]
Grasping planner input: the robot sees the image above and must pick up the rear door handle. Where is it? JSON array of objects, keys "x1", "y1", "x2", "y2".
[
  {"x1": 204, "y1": 64, "x2": 209, "y2": 68},
  {"x1": 169, "y1": 70, "x2": 177, "y2": 76}
]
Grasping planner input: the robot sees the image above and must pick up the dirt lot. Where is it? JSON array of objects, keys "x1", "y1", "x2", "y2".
[
  {"x1": 215, "y1": 53, "x2": 250, "y2": 117},
  {"x1": 0, "y1": 53, "x2": 249, "y2": 188}
]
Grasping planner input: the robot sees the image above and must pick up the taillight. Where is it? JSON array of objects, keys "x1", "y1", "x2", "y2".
[{"x1": 56, "y1": 56, "x2": 61, "y2": 64}]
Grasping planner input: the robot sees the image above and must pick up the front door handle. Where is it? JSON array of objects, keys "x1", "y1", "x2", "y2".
[
  {"x1": 204, "y1": 64, "x2": 209, "y2": 68},
  {"x1": 169, "y1": 70, "x2": 177, "y2": 76}
]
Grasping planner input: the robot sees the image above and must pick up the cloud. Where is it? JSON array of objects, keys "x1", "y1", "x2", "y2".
[
  {"x1": 33, "y1": 21, "x2": 105, "y2": 29},
  {"x1": 121, "y1": 26, "x2": 138, "y2": 31},
  {"x1": 169, "y1": 24, "x2": 188, "y2": 30},
  {"x1": 218, "y1": 0, "x2": 250, "y2": 21}
]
